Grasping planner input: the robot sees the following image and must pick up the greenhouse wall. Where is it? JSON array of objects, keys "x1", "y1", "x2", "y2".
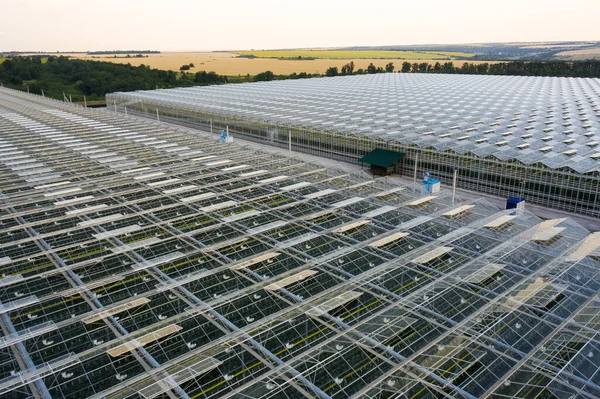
[{"x1": 107, "y1": 95, "x2": 600, "y2": 218}]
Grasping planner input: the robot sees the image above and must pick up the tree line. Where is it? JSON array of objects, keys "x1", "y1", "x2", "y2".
[
  {"x1": 0, "y1": 56, "x2": 229, "y2": 101},
  {"x1": 2, "y1": 56, "x2": 600, "y2": 104}
]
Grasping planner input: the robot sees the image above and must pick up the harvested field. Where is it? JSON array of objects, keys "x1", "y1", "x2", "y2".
[
  {"x1": 64, "y1": 51, "x2": 490, "y2": 75},
  {"x1": 235, "y1": 49, "x2": 475, "y2": 59},
  {"x1": 555, "y1": 48, "x2": 600, "y2": 60}
]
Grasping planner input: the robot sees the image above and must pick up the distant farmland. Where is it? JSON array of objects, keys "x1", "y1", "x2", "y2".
[
  {"x1": 235, "y1": 49, "x2": 475, "y2": 59},
  {"x1": 58, "y1": 51, "x2": 488, "y2": 75}
]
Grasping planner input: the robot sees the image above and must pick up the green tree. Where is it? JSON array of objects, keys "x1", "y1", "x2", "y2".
[
  {"x1": 325, "y1": 66, "x2": 339, "y2": 77},
  {"x1": 180, "y1": 64, "x2": 191, "y2": 71},
  {"x1": 385, "y1": 62, "x2": 395, "y2": 72},
  {"x1": 366, "y1": 63, "x2": 377, "y2": 74},
  {"x1": 401, "y1": 62, "x2": 411, "y2": 73},
  {"x1": 254, "y1": 70, "x2": 275, "y2": 81},
  {"x1": 189, "y1": 63, "x2": 195, "y2": 68}
]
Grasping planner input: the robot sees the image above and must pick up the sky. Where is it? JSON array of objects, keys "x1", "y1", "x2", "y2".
[{"x1": 2, "y1": 0, "x2": 599, "y2": 51}]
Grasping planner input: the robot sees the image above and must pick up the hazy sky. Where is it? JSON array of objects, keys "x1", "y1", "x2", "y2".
[{"x1": 2, "y1": 0, "x2": 599, "y2": 51}]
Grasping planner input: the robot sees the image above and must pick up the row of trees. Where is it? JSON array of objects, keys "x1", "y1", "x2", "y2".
[
  {"x1": 325, "y1": 60, "x2": 600, "y2": 78},
  {"x1": 326, "y1": 61, "x2": 396, "y2": 76},
  {"x1": 3, "y1": 56, "x2": 600, "y2": 103},
  {"x1": 0, "y1": 56, "x2": 229, "y2": 100},
  {"x1": 397, "y1": 60, "x2": 600, "y2": 77}
]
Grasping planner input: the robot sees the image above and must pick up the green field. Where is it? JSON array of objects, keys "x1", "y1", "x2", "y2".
[
  {"x1": 235, "y1": 50, "x2": 475, "y2": 60},
  {"x1": 0, "y1": 58, "x2": 6, "y2": 64}
]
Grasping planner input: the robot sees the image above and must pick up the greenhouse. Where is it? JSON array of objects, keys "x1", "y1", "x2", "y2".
[
  {"x1": 1, "y1": 87, "x2": 600, "y2": 398},
  {"x1": 107, "y1": 73, "x2": 600, "y2": 217}
]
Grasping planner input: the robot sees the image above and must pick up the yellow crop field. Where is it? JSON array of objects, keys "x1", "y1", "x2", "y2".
[
  {"x1": 0, "y1": 58, "x2": 6, "y2": 64},
  {"x1": 555, "y1": 48, "x2": 600, "y2": 60},
  {"x1": 54, "y1": 51, "x2": 492, "y2": 76},
  {"x1": 235, "y1": 50, "x2": 475, "y2": 60}
]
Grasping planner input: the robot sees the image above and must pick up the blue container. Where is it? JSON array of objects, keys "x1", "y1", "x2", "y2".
[{"x1": 506, "y1": 196, "x2": 525, "y2": 210}]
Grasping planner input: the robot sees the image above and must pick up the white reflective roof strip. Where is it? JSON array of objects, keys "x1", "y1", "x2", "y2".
[
  {"x1": 65, "y1": 204, "x2": 108, "y2": 216},
  {"x1": 77, "y1": 214, "x2": 124, "y2": 227},
  {"x1": 180, "y1": 192, "x2": 217, "y2": 203},
  {"x1": 231, "y1": 252, "x2": 282, "y2": 270},
  {"x1": 121, "y1": 167, "x2": 151, "y2": 174},
  {"x1": 107, "y1": 324, "x2": 182, "y2": 357},
  {"x1": 363, "y1": 205, "x2": 397, "y2": 218},
  {"x1": 331, "y1": 197, "x2": 364, "y2": 208},
  {"x1": 484, "y1": 214, "x2": 517, "y2": 228},
  {"x1": 280, "y1": 182, "x2": 312, "y2": 192},
  {"x1": 239, "y1": 170, "x2": 268, "y2": 177},
  {"x1": 246, "y1": 220, "x2": 288, "y2": 235},
  {"x1": 153, "y1": 143, "x2": 178, "y2": 149},
  {"x1": 111, "y1": 237, "x2": 162, "y2": 253},
  {"x1": 221, "y1": 165, "x2": 248, "y2": 172},
  {"x1": 192, "y1": 155, "x2": 217, "y2": 162},
  {"x1": 0, "y1": 257, "x2": 11, "y2": 266},
  {"x1": 531, "y1": 227, "x2": 565, "y2": 242},
  {"x1": 264, "y1": 270, "x2": 317, "y2": 291},
  {"x1": 463, "y1": 263, "x2": 506, "y2": 284},
  {"x1": 306, "y1": 291, "x2": 362, "y2": 317},
  {"x1": 54, "y1": 196, "x2": 95, "y2": 206},
  {"x1": 200, "y1": 200, "x2": 238, "y2": 212},
  {"x1": 412, "y1": 246, "x2": 453, "y2": 264},
  {"x1": 147, "y1": 178, "x2": 181, "y2": 187},
  {"x1": 165, "y1": 146, "x2": 190, "y2": 153},
  {"x1": 134, "y1": 172, "x2": 165, "y2": 180},
  {"x1": 566, "y1": 232, "x2": 600, "y2": 261},
  {"x1": 81, "y1": 149, "x2": 106, "y2": 155},
  {"x1": 442, "y1": 204, "x2": 475, "y2": 217},
  {"x1": 162, "y1": 185, "x2": 198, "y2": 194},
  {"x1": 406, "y1": 196, "x2": 437, "y2": 206},
  {"x1": 98, "y1": 157, "x2": 128, "y2": 164},
  {"x1": 259, "y1": 175, "x2": 288, "y2": 184},
  {"x1": 178, "y1": 150, "x2": 204, "y2": 157},
  {"x1": 334, "y1": 220, "x2": 370, "y2": 233},
  {"x1": 43, "y1": 187, "x2": 82, "y2": 197},
  {"x1": 530, "y1": 218, "x2": 566, "y2": 241},
  {"x1": 374, "y1": 187, "x2": 405, "y2": 197},
  {"x1": 92, "y1": 224, "x2": 142, "y2": 240},
  {"x1": 222, "y1": 210, "x2": 261, "y2": 223},
  {"x1": 88, "y1": 152, "x2": 118, "y2": 159},
  {"x1": 304, "y1": 189, "x2": 337, "y2": 199},
  {"x1": 369, "y1": 232, "x2": 410, "y2": 247},
  {"x1": 82, "y1": 298, "x2": 151, "y2": 324},
  {"x1": 205, "y1": 160, "x2": 232, "y2": 166},
  {"x1": 34, "y1": 181, "x2": 72, "y2": 190},
  {"x1": 132, "y1": 252, "x2": 184, "y2": 271}
]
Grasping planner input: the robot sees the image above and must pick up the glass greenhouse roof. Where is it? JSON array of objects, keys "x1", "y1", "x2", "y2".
[
  {"x1": 1, "y1": 87, "x2": 600, "y2": 398},
  {"x1": 109, "y1": 73, "x2": 600, "y2": 173}
]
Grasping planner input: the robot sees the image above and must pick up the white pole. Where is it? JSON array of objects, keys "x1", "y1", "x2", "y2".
[
  {"x1": 114, "y1": 99, "x2": 117, "y2": 112},
  {"x1": 69, "y1": 95, "x2": 72, "y2": 103},
  {"x1": 83, "y1": 95, "x2": 86, "y2": 107},
  {"x1": 226, "y1": 125, "x2": 229, "y2": 136},
  {"x1": 288, "y1": 129, "x2": 292, "y2": 155},
  {"x1": 124, "y1": 105, "x2": 127, "y2": 117},
  {"x1": 210, "y1": 118, "x2": 213, "y2": 134},
  {"x1": 452, "y1": 168, "x2": 457, "y2": 205},
  {"x1": 41, "y1": 89, "x2": 45, "y2": 97},
  {"x1": 156, "y1": 108, "x2": 160, "y2": 122},
  {"x1": 26, "y1": 85, "x2": 29, "y2": 93},
  {"x1": 412, "y1": 153, "x2": 419, "y2": 193}
]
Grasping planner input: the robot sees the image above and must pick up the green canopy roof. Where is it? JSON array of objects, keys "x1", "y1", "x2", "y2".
[{"x1": 359, "y1": 149, "x2": 406, "y2": 167}]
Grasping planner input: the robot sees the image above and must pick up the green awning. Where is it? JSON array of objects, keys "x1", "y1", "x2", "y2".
[{"x1": 359, "y1": 149, "x2": 405, "y2": 167}]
